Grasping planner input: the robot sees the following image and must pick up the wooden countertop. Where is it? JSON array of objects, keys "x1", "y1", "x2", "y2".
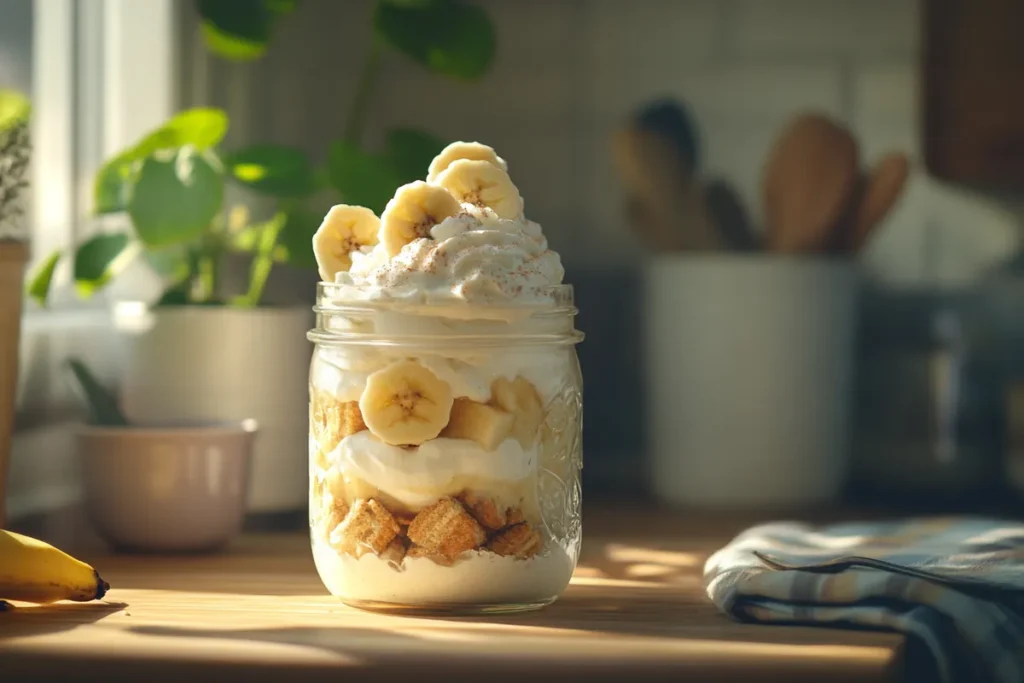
[{"x1": 0, "y1": 506, "x2": 905, "y2": 682}]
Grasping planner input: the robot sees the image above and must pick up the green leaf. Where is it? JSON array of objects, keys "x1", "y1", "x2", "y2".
[
  {"x1": 145, "y1": 245, "x2": 190, "y2": 280},
  {"x1": 0, "y1": 89, "x2": 30, "y2": 131},
  {"x1": 94, "y1": 153, "x2": 140, "y2": 214},
  {"x1": 94, "y1": 108, "x2": 227, "y2": 216},
  {"x1": 275, "y1": 208, "x2": 321, "y2": 269},
  {"x1": 197, "y1": 0, "x2": 271, "y2": 60},
  {"x1": 328, "y1": 140, "x2": 401, "y2": 214},
  {"x1": 73, "y1": 233, "x2": 137, "y2": 298},
  {"x1": 265, "y1": 0, "x2": 299, "y2": 14},
  {"x1": 137, "y1": 108, "x2": 229, "y2": 155},
  {"x1": 196, "y1": 0, "x2": 298, "y2": 62},
  {"x1": 65, "y1": 358, "x2": 130, "y2": 427},
  {"x1": 156, "y1": 287, "x2": 225, "y2": 307},
  {"x1": 373, "y1": 0, "x2": 496, "y2": 81},
  {"x1": 25, "y1": 250, "x2": 61, "y2": 307},
  {"x1": 226, "y1": 145, "x2": 315, "y2": 197},
  {"x1": 128, "y1": 147, "x2": 225, "y2": 248},
  {"x1": 156, "y1": 284, "x2": 192, "y2": 307},
  {"x1": 200, "y1": 20, "x2": 268, "y2": 61},
  {"x1": 385, "y1": 128, "x2": 447, "y2": 183}
]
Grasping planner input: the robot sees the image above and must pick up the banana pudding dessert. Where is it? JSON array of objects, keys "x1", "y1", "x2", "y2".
[{"x1": 308, "y1": 142, "x2": 583, "y2": 613}]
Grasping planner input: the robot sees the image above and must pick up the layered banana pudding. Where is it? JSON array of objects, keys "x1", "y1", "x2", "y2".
[{"x1": 308, "y1": 142, "x2": 583, "y2": 611}]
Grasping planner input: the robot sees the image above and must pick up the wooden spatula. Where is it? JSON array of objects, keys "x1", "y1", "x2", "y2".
[
  {"x1": 762, "y1": 113, "x2": 860, "y2": 253},
  {"x1": 845, "y1": 152, "x2": 911, "y2": 253}
]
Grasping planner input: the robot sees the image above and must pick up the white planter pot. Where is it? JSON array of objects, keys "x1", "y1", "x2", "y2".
[{"x1": 114, "y1": 304, "x2": 313, "y2": 514}]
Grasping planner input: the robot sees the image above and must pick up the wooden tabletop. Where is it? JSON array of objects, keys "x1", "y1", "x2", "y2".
[{"x1": 0, "y1": 506, "x2": 905, "y2": 682}]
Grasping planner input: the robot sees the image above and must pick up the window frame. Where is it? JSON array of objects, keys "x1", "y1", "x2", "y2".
[{"x1": 8, "y1": 0, "x2": 177, "y2": 520}]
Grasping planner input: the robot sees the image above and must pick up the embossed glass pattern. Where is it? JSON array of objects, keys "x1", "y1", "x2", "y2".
[{"x1": 307, "y1": 285, "x2": 583, "y2": 614}]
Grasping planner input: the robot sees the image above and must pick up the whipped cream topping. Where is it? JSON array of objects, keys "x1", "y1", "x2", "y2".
[
  {"x1": 331, "y1": 431, "x2": 536, "y2": 509},
  {"x1": 344, "y1": 206, "x2": 564, "y2": 306}
]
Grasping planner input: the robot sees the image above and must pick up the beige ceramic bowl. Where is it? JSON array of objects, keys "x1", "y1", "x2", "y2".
[{"x1": 77, "y1": 420, "x2": 257, "y2": 553}]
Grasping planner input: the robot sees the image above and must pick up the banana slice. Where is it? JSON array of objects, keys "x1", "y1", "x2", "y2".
[
  {"x1": 426, "y1": 141, "x2": 507, "y2": 182},
  {"x1": 359, "y1": 359, "x2": 454, "y2": 446},
  {"x1": 491, "y1": 376, "x2": 544, "y2": 449},
  {"x1": 441, "y1": 397, "x2": 515, "y2": 451},
  {"x1": 312, "y1": 205, "x2": 380, "y2": 281},
  {"x1": 379, "y1": 181, "x2": 462, "y2": 257},
  {"x1": 435, "y1": 159, "x2": 524, "y2": 219}
]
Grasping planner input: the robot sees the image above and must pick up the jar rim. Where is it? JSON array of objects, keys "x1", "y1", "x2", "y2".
[{"x1": 309, "y1": 283, "x2": 583, "y2": 347}]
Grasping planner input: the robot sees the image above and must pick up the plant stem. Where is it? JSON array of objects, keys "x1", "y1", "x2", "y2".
[
  {"x1": 186, "y1": 231, "x2": 219, "y2": 304},
  {"x1": 197, "y1": 253, "x2": 216, "y2": 302},
  {"x1": 343, "y1": 40, "x2": 382, "y2": 146},
  {"x1": 236, "y1": 212, "x2": 286, "y2": 308},
  {"x1": 184, "y1": 247, "x2": 202, "y2": 303},
  {"x1": 191, "y1": 214, "x2": 228, "y2": 304}
]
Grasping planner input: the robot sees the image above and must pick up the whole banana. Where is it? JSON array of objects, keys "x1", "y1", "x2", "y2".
[{"x1": 0, "y1": 530, "x2": 109, "y2": 606}]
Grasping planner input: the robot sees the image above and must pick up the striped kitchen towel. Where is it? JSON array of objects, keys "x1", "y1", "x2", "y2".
[{"x1": 705, "y1": 517, "x2": 1024, "y2": 683}]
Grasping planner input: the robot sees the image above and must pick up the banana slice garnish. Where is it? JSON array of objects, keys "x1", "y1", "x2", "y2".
[
  {"x1": 426, "y1": 141, "x2": 507, "y2": 182},
  {"x1": 379, "y1": 181, "x2": 462, "y2": 257},
  {"x1": 359, "y1": 359, "x2": 454, "y2": 446},
  {"x1": 435, "y1": 159, "x2": 524, "y2": 219},
  {"x1": 312, "y1": 204, "x2": 380, "y2": 281}
]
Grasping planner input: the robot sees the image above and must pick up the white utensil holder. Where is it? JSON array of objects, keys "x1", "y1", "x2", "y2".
[{"x1": 645, "y1": 255, "x2": 860, "y2": 508}]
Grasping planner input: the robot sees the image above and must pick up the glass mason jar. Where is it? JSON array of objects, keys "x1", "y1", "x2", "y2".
[{"x1": 307, "y1": 283, "x2": 584, "y2": 614}]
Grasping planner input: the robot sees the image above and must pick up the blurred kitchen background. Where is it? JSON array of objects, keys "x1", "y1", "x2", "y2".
[{"x1": 4, "y1": 0, "x2": 1024, "y2": 526}]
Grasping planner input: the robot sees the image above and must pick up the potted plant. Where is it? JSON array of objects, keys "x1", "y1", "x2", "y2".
[
  {"x1": 0, "y1": 89, "x2": 31, "y2": 527},
  {"x1": 28, "y1": 0, "x2": 498, "y2": 518}
]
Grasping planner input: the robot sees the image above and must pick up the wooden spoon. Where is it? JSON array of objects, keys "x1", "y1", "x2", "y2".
[
  {"x1": 762, "y1": 113, "x2": 860, "y2": 253},
  {"x1": 612, "y1": 126, "x2": 721, "y2": 252},
  {"x1": 844, "y1": 152, "x2": 911, "y2": 252}
]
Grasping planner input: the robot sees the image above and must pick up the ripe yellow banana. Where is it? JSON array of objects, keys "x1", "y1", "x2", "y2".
[{"x1": 0, "y1": 530, "x2": 109, "y2": 606}]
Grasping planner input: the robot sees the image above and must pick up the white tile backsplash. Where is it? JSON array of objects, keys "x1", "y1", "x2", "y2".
[
  {"x1": 374, "y1": 63, "x2": 575, "y2": 132},
  {"x1": 484, "y1": 0, "x2": 581, "y2": 66},
  {"x1": 853, "y1": 65, "x2": 918, "y2": 125},
  {"x1": 851, "y1": 65, "x2": 920, "y2": 162},
  {"x1": 727, "y1": 0, "x2": 920, "y2": 60},
  {"x1": 586, "y1": 0, "x2": 722, "y2": 69}
]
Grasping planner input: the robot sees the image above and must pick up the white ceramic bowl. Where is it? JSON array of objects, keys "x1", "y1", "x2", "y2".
[{"x1": 77, "y1": 420, "x2": 257, "y2": 553}]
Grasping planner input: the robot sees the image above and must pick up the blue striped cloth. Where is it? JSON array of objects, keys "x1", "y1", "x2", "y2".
[{"x1": 704, "y1": 517, "x2": 1024, "y2": 683}]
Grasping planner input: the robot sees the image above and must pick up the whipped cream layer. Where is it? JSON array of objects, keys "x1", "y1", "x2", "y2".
[
  {"x1": 343, "y1": 207, "x2": 564, "y2": 307},
  {"x1": 329, "y1": 431, "x2": 536, "y2": 510},
  {"x1": 314, "y1": 346, "x2": 573, "y2": 405}
]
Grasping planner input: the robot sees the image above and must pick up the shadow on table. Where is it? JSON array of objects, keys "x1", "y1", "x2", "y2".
[
  {"x1": 0, "y1": 600, "x2": 127, "y2": 639},
  {"x1": 120, "y1": 618, "x2": 902, "y2": 683}
]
